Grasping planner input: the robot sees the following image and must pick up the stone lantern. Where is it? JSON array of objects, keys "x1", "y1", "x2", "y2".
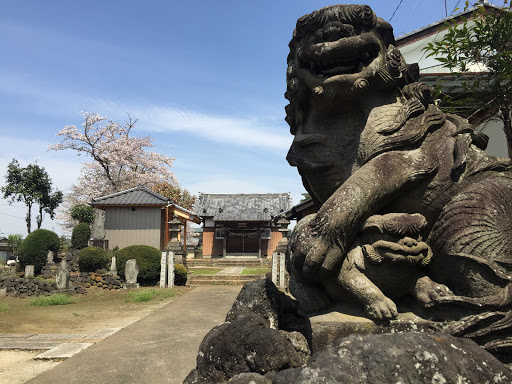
[
  {"x1": 166, "y1": 215, "x2": 187, "y2": 261},
  {"x1": 275, "y1": 216, "x2": 290, "y2": 254}
]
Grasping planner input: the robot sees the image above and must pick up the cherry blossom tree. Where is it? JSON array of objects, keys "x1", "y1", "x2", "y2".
[
  {"x1": 49, "y1": 112, "x2": 177, "y2": 202},
  {"x1": 49, "y1": 112, "x2": 180, "y2": 229}
]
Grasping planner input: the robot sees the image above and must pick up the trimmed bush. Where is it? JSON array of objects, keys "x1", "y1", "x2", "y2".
[
  {"x1": 78, "y1": 247, "x2": 109, "y2": 272},
  {"x1": 71, "y1": 223, "x2": 91, "y2": 250},
  {"x1": 116, "y1": 245, "x2": 161, "y2": 284},
  {"x1": 18, "y1": 229, "x2": 60, "y2": 274},
  {"x1": 174, "y1": 264, "x2": 188, "y2": 286}
]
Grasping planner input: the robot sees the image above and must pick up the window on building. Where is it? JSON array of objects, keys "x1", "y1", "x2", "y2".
[
  {"x1": 215, "y1": 228, "x2": 225, "y2": 239},
  {"x1": 260, "y1": 228, "x2": 271, "y2": 239}
]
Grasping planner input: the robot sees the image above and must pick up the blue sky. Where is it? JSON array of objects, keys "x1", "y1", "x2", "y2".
[{"x1": 0, "y1": 0, "x2": 494, "y2": 236}]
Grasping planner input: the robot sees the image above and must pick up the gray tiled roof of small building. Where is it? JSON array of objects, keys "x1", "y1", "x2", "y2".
[
  {"x1": 91, "y1": 185, "x2": 169, "y2": 205},
  {"x1": 196, "y1": 193, "x2": 292, "y2": 221}
]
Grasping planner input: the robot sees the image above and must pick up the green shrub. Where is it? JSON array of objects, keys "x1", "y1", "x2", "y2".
[
  {"x1": 79, "y1": 247, "x2": 109, "y2": 272},
  {"x1": 30, "y1": 293, "x2": 75, "y2": 306},
  {"x1": 174, "y1": 264, "x2": 188, "y2": 286},
  {"x1": 17, "y1": 229, "x2": 60, "y2": 274},
  {"x1": 116, "y1": 245, "x2": 161, "y2": 284},
  {"x1": 71, "y1": 223, "x2": 91, "y2": 250},
  {"x1": 70, "y1": 204, "x2": 95, "y2": 224}
]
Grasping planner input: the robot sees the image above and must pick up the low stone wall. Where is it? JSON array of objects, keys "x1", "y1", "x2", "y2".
[
  {"x1": 0, "y1": 275, "x2": 87, "y2": 297},
  {"x1": 76, "y1": 271, "x2": 124, "y2": 290}
]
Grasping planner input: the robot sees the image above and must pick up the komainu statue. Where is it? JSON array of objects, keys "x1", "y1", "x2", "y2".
[{"x1": 285, "y1": 3, "x2": 512, "y2": 357}]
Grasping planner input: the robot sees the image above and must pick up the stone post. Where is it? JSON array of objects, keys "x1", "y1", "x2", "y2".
[
  {"x1": 280, "y1": 252, "x2": 286, "y2": 289},
  {"x1": 109, "y1": 256, "x2": 117, "y2": 276},
  {"x1": 160, "y1": 252, "x2": 168, "y2": 288},
  {"x1": 56, "y1": 259, "x2": 71, "y2": 290},
  {"x1": 25, "y1": 265, "x2": 34, "y2": 278},
  {"x1": 272, "y1": 252, "x2": 278, "y2": 285},
  {"x1": 168, "y1": 251, "x2": 175, "y2": 289}
]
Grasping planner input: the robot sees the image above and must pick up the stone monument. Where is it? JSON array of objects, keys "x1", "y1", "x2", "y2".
[
  {"x1": 184, "y1": 5, "x2": 512, "y2": 382},
  {"x1": 123, "y1": 259, "x2": 139, "y2": 289},
  {"x1": 165, "y1": 215, "x2": 187, "y2": 265},
  {"x1": 56, "y1": 259, "x2": 71, "y2": 290},
  {"x1": 90, "y1": 209, "x2": 108, "y2": 249}
]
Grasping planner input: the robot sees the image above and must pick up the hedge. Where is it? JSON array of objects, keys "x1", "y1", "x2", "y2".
[
  {"x1": 116, "y1": 245, "x2": 161, "y2": 284},
  {"x1": 18, "y1": 229, "x2": 60, "y2": 274},
  {"x1": 78, "y1": 247, "x2": 110, "y2": 272}
]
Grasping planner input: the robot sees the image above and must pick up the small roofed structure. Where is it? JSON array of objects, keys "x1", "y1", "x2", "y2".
[
  {"x1": 196, "y1": 193, "x2": 292, "y2": 257},
  {"x1": 91, "y1": 185, "x2": 200, "y2": 251}
]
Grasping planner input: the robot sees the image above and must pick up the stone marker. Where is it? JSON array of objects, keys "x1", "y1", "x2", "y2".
[
  {"x1": 0, "y1": 288, "x2": 6, "y2": 297},
  {"x1": 168, "y1": 251, "x2": 175, "y2": 289},
  {"x1": 109, "y1": 256, "x2": 117, "y2": 276},
  {"x1": 91, "y1": 209, "x2": 106, "y2": 240},
  {"x1": 56, "y1": 259, "x2": 70, "y2": 289},
  {"x1": 25, "y1": 265, "x2": 34, "y2": 278},
  {"x1": 160, "y1": 252, "x2": 168, "y2": 288},
  {"x1": 47, "y1": 250, "x2": 54, "y2": 264},
  {"x1": 123, "y1": 259, "x2": 139, "y2": 289}
]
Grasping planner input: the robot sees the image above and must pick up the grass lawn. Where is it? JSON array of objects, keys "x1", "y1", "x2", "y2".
[
  {"x1": 241, "y1": 268, "x2": 271, "y2": 275},
  {"x1": 0, "y1": 286, "x2": 190, "y2": 334},
  {"x1": 188, "y1": 268, "x2": 224, "y2": 275}
]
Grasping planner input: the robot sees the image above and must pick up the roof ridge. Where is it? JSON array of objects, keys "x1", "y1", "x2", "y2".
[{"x1": 91, "y1": 184, "x2": 169, "y2": 203}]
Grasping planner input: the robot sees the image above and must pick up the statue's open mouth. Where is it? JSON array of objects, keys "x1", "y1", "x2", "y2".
[{"x1": 298, "y1": 34, "x2": 381, "y2": 78}]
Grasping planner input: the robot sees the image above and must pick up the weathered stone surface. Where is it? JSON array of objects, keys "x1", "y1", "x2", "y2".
[
  {"x1": 24, "y1": 265, "x2": 34, "y2": 278},
  {"x1": 124, "y1": 259, "x2": 139, "y2": 284},
  {"x1": 283, "y1": 3, "x2": 512, "y2": 360},
  {"x1": 56, "y1": 259, "x2": 70, "y2": 289},
  {"x1": 272, "y1": 332, "x2": 512, "y2": 384},
  {"x1": 226, "y1": 279, "x2": 282, "y2": 329},
  {"x1": 185, "y1": 312, "x2": 309, "y2": 384},
  {"x1": 228, "y1": 372, "x2": 272, "y2": 384},
  {"x1": 91, "y1": 209, "x2": 105, "y2": 240}
]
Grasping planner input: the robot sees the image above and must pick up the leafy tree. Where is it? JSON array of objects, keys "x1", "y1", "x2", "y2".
[
  {"x1": 7, "y1": 234, "x2": 22, "y2": 256},
  {"x1": 423, "y1": 1, "x2": 512, "y2": 153},
  {"x1": 1, "y1": 159, "x2": 63, "y2": 233},
  {"x1": 151, "y1": 182, "x2": 196, "y2": 210},
  {"x1": 300, "y1": 193, "x2": 311, "y2": 202},
  {"x1": 70, "y1": 204, "x2": 95, "y2": 224}
]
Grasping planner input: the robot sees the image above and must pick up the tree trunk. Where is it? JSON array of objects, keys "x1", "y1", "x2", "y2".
[
  {"x1": 36, "y1": 206, "x2": 43, "y2": 229},
  {"x1": 26, "y1": 203, "x2": 32, "y2": 234}
]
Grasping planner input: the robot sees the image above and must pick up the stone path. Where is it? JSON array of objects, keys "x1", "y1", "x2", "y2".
[
  {"x1": 0, "y1": 329, "x2": 122, "y2": 358},
  {"x1": 215, "y1": 266, "x2": 245, "y2": 275},
  {"x1": 25, "y1": 285, "x2": 242, "y2": 384}
]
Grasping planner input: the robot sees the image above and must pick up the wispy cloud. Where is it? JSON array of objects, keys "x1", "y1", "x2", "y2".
[{"x1": 133, "y1": 106, "x2": 291, "y2": 151}]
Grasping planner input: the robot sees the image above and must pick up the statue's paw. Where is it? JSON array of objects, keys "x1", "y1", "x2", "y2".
[
  {"x1": 364, "y1": 297, "x2": 398, "y2": 321},
  {"x1": 414, "y1": 276, "x2": 454, "y2": 307}
]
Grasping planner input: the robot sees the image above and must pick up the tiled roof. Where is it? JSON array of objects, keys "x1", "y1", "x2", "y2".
[
  {"x1": 91, "y1": 185, "x2": 169, "y2": 206},
  {"x1": 196, "y1": 193, "x2": 292, "y2": 222}
]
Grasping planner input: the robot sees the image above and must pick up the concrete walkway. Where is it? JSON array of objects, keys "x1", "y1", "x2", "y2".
[
  {"x1": 27, "y1": 286, "x2": 242, "y2": 384},
  {"x1": 215, "y1": 266, "x2": 245, "y2": 275}
]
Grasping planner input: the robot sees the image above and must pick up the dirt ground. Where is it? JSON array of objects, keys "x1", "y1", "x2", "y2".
[{"x1": 0, "y1": 286, "x2": 191, "y2": 384}]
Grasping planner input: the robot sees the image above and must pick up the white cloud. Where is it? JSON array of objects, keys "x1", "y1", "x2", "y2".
[{"x1": 133, "y1": 106, "x2": 291, "y2": 151}]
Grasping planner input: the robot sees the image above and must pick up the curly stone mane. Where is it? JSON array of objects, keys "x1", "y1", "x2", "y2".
[{"x1": 284, "y1": 4, "x2": 420, "y2": 136}]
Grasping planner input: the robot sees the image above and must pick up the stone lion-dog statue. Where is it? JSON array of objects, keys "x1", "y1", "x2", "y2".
[{"x1": 285, "y1": 5, "x2": 512, "y2": 354}]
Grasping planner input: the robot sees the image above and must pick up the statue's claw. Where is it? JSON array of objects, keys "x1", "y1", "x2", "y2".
[
  {"x1": 365, "y1": 297, "x2": 398, "y2": 321},
  {"x1": 413, "y1": 276, "x2": 454, "y2": 307}
]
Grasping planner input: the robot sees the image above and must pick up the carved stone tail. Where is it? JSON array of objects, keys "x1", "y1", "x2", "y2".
[{"x1": 429, "y1": 174, "x2": 512, "y2": 297}]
